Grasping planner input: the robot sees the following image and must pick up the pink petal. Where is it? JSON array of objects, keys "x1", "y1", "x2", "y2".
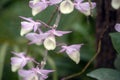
[
  {"x1": 25, "y1": 33, "x2": 42, "y2": 45},
  {"x1": 21, "y1": 22, "x2": 34, "y2": 29},
  {"x1": 75, "y1": 2, "x2": 96, "y2": 15},
  {"x1": 69, "y1": 44, "x2": 83, "y2": 51},
  {"x1": 115, "y1": 23, "x2": 120, "y2": 32},
  {"x1": 49, "y1": 0, "x2": 62, "y2": 5},
  {"x1": 18, "y1": 69, "x2": 34, "y2": 77},
  {"x1": 11, "y1": 57, "x2": 23, "y2": 64},
  {"x1": 11, "y1": 52, "x2": 25, "y2": 58},
  {"x1": 29, "y1": 1, "x2": 48, "y2": 11},
  {"x1": 51, "y1": 29, "x2": 72, "y2": 36},
  {"x1": 19, "y1": 16, "x2": 33, "y2": 22},
  {"x1": 74, "y1": 0, "x2": 83, "y2": 3},
  {"x1": 40, "y1": 69, "x2": 54, "y2": 75}
]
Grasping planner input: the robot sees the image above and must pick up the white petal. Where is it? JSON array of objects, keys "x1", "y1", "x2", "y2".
[
  {"x1": 111, "y1": 0, "x2": 120, "y2": 9},
  {"x1": 43, "y1": 36, "x2": 56, "y2": 50},
  {"x1": 67, "y1": 50, "x2": 80, "y2": 64},
  {"x1": 20, "y1": 28, "x2": 32, "y2": 36},
  {"x1": 32, "y1": 7, "x2": 42, "y2": 16},
  {"x1": 59, "y1": 0, "x2": 74, "y2": 14},
  {"x1": 27, "y1": 74, "x2": 38, "y2": 80},
  {"x1": 11, "y1": 63, "x2": 21, "y2": 72},
  {"x1": 33, "y1": 0, "x2": 40, "y2": 4}
]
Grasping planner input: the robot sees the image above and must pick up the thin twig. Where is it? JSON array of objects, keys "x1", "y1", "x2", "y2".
[
  {"x1": 41, "y1": 50, "x2": 48, "y2": 69},
  {"x1": 88, "y1": 0, "x2": 92, "y2": 16},
  {"x1": 37, "y1": 20, "x2": 53, "y2": 28},
  {"x1": 47, "y1": 7, "x2": 58, "y2": 25},
  {"x1": 53, "y1": 11, "x2": 61, "y2": 28}
]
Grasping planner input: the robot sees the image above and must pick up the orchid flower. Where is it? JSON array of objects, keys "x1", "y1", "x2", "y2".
[
  {"x1": 115, "y1": 23, "x2": 120, "y2": 32},
  {"x1": 29, "y1": 0, "x2": 63, "y2": 16},
  {"x1": 43, "y1": 29, "x2": 71, "y2": 50},
  {"x1": 74, "y1": 0, "x2": 96, "y2": 16},
  {"x1": 60, "y1": 44, "x2": 83, "y2": 64},
  {"x1": 20, "y1": 16, "x2": 41, "y2": 36},
  {"x1": 11, "y1": 52, "x2": 31, "y2": 72},
  {"x1": 29, "y1": 0, "x2": 49, "y2": 16},
  {"x1": 18, "y1": 67, "x2": 54, "y2": 80}
]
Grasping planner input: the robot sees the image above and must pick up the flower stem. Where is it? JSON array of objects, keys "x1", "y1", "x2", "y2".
[
  {"x1": 53, "y1": 11, "x2": 61, "y2": 28},
  {"x1": 88, "y1": 0, "x2": 92, "y2": 16},
  {"x1": 41, "y1": 50, "x2": 48, "y2": 69}
]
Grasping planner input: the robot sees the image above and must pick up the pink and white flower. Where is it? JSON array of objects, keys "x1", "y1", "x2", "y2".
[
  {"x1": 49, "y1": 0, "x2": 63, "y2": 5},
  {"x1": 74, "y1": 0, "x2": 96, "y2": 16},
  {"x1": 29, "y1": 0, "x2": 49, "y2": 16},
  {"x1": 11, "y1": 52, "x2": 31, "y2": 72},
  {"x1": 29, "y1": 0, "x2": 63, "y2": 16},
  {"x1": 18, "y1": 67, "x2": 54, "y2": 80},
  {"x1": 20, "y1": 16, "x2": 41, "y2": 36},
  {"x1": 43, "y1": 29, "x2": 71, "y2": 50},
  {"x1": 60, "y1": 44, "x2": 83, "y2": 64}
]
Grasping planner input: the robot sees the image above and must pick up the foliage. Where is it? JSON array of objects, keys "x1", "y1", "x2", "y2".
[
  {"x1": 110, "y1": 32, "x2": 120, "y2": 54},
  {"x1": 87, "y1": 68, "x2": 120, "y2": 80}
]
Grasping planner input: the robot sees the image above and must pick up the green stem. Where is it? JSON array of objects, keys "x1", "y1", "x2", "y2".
[{"x1": 37, "y1": 48, "x2": 58, "y2": 80}]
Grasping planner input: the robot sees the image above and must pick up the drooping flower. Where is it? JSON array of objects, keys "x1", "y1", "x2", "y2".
[
  {"x1": 115, "y1": 23, "x2": 120, "y2": 32},
  {"x1": 74, "y1": 0, "x2": 96, "y2": 16},
  {"x1": 18, "y1": 67, "x2": 54, "y2": 80},
  {"x1": 11, "y1": 52, "x2": 31, "y2": 72},
  {"x1": 111, "y1": 0, "x2": 120, "y2": 9},
  {"x1": 43, "y1": 29, "x2": 71, "y2": 50},
  {"x1": 59, "y1": 0, "x2": 74, "y2": 14},
  {"x1": 29, "y1": 0, "x2": 48, "y2": 16},
  {"x1": 20, "y1": 16, "x2": 41, "y2": 36},
  {"x1": 60, "y1": 44, "x2": 83, "y2": 64}
]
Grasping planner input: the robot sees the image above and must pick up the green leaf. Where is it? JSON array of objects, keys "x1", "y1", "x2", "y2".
[
  {"x1": 87, "y1": 68, "x2": 120, "y2": 80},
  {"x1": 0, "y1": 43, "x2": 9, "y2": 80},
  {"x1": 114, "y1": 54, "x2": 120, "y2": 71},
  {"x1": 110, "y1": 32, "x2": 120, "y2": 54}
]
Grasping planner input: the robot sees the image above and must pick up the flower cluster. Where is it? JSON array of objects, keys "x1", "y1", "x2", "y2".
[
  {"x1": 29, "y1": 0, "x2": 96, "y2": 16},
  {"x1": 11, "y1": 52, "x2": 53, "y2": 80},
  {"x1": 11, "y1": 0, "x2": 96, "y2": 80}
]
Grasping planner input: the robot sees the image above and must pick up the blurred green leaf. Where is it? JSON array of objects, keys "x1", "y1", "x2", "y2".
[
  {"x1": 87, "y1": 68, "x2": 120, "y2": 80},
  {"x1": 0, "y1": 43, "x2": 9, "y2": 80},
  {"x1": 114, "y1": 54, "x2": 120, "y2": 71},
  {"x1": 110, "y1": 32, "x2": 120, "y2": 54}
]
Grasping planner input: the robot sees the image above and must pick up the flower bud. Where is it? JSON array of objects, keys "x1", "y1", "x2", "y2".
[
  {"x1": 59, "y1": 0, "x2": 74, "y2": 14},
  {"x1": 43, "y1": 36, "x2": 56, "y2": 50}
]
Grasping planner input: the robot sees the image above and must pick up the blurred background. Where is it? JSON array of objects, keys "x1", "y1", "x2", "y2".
[{"x1": 0, "y1": 0, "x2": 96, "y2": 80}]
